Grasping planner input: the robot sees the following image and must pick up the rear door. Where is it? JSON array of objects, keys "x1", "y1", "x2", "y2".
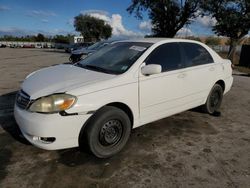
[{"x1": 179, "y1": 42, "x2": 217, "y2": 105}]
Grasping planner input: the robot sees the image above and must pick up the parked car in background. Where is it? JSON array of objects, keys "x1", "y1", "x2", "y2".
[
  {"x1": 65, "y1": 42, "x2": 93, "y2": 53},
  {"x1": 10, "y1": 44, "x2": 19, "y2": 48},
  {"x1": 0, "y1": 44, "x2": 7, "y2": 48},
  {"x1": 35, "y1": 43, "x2": 43, "y2": 48},
  {"x1": 23, "y1": 44, "x2": 35, "y2": 48},
  {"x1": 69, "y1": 40, "x2": 115, "y2": 63},
  {"x1": 14, "y1": 38, "x2": 233, "y2": 158}
]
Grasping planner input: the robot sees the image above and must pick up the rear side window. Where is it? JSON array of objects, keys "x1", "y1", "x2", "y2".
[
  {"x1": 145, "y1": 43, "x2": 183, "y2": 72},
  {"x1": 180, "y1": 43, "x2": 214, "y2": 67}
]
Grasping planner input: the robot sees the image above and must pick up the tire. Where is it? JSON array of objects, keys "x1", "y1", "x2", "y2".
[
  {"x1": 203, "y1": 84, "x2": 223, "y2": 114},
  {"x1": 69, "y1": 56, "x2": 73, "y2": 62},
  {"x1": 69, "y1": 54, "x2": 81, "y2": 63},
  {"x1": 80, "y1": 106, "x2": 131, "y2": 158}
]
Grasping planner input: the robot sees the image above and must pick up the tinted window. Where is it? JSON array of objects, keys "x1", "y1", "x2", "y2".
[
  {"x1": 145, "y1": 43, "x2": 183, "y2": 72},
  {"x1": 180, "y1": 43, "x2": 214, "y2": 67}
]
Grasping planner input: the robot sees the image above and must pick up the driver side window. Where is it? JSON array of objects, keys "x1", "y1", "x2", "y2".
[{"x1": 145, "y1": 43, "x2": 183, "y2": 72}]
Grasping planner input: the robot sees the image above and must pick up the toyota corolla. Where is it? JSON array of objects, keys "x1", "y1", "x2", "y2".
[{"x1": 14, "y1": 38, "x2": 233, "y2": 158}]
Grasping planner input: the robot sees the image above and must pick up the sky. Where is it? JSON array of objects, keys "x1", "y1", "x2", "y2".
[{"x1": 0, "y1": 0, "x2": 216, "y2": 38}]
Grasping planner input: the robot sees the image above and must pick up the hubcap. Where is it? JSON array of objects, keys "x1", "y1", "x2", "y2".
[{"x1": 99, "y1": 120, "x2": 123, "y2": 146}]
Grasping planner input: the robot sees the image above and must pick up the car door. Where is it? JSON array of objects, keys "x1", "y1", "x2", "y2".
[
  {"x1": 139, "y1": 42, "x2": 188, "y2": 125},
  {"x1": 178, "y1": 42, "x2": 217, "y2": 106}
]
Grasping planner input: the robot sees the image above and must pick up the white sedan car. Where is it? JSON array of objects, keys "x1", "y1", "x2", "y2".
[{"x1": 14, "y1": 38, "x2": 233, "y2": 158}]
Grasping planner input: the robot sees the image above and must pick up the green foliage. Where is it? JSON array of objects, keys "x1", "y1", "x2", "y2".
[
  {"x1": 52, "y1": 35, "x2": 71, "y2": 44},
  {"x1": 74, "y1": 14, "x2": 112, "y2": 41},
  {"x1": 0, "y1": 34, "x2": 49, "y2": 42},
  {"x1": 127, "y1": 0, "x2": 200, "y2": 37},
  {"x1": 205, "y1": 37, "x2": 221, "y2": 45},
  {"x1": 201, "y1": 0, "x2": 250, "y2": 60},
  {"x1": 0, "y1": 34, "x2": 72, "y2": 44},
  {"x1": 202, "y1": 0, "x2": 250, "y2": 40},
  {"x1": 35, "y1": 33, "x2": 45, "y2": 42},
  {"x1": 0, "y1": 35, "x2": 37, "y2": 42}
]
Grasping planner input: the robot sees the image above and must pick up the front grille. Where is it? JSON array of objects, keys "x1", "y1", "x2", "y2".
[{"x1": 16, "y1": 90, "x2": 31, "y2": 110}]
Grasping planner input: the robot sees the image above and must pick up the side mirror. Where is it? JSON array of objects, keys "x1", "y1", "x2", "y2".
[{"x1": 141, "y1": 64, "x2": 162, "y2": 76}]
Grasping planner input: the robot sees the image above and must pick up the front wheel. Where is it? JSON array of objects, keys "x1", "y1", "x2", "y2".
[
  {"x1": 80, "y1": 106, "x2": 131, "y2": 158},
  {"x1": 203, "y1": 84, "x2": 223, "y2": 114},
  {"x1": 69, "y1": 54, "x2": 82, "y2": 63}
]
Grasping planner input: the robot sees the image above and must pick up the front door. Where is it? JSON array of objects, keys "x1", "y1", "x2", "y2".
[{"x1": 139, "y1": 42, "x2": 187, "y2": 125}]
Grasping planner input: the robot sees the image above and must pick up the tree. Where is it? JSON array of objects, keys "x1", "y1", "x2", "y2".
[
  {"x1": 74, "y1": 14, "x2": 112, "y2": 41},
  {"x1": 205, "y1": 37, "x2": 221, "y2": 46},
  {"x1": 52, "y1": 35, "x2": 71, "y2": 44},
  {"x1": 127, "y1": 0, "x2": 200, "y2": 37},
  {"x1": 36, "y1": 33, "x2": 45, "y2": 42},
  {"x1": 185, "y1": 36, "x2": 201, "y2": 42},
  {"x1": 201, "y1": 0, "x2": 250, "y2": 62}
]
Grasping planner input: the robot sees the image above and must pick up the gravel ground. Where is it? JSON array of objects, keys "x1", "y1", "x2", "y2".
[{"x1": 0, "y1": 48, "x2": 250, "y2": 188}]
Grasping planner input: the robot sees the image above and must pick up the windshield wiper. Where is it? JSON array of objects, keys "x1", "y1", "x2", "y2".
[
  {"x1": 81, "y1": 64, "x2": 117, "y2": 74},
  {"x1": 83, "y1": 64, "x2": 105, "y2": 71}
]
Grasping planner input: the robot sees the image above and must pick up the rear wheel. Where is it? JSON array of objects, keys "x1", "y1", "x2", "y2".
[
  {"x1": 203, "y1": 84, "x2": 223, "y2": 114},
  {"x1": 80, "y1": 106, "x2": 131, "y2": 158}
]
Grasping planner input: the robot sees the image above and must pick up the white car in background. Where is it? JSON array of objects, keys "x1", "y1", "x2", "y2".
[{"x1": 14, "y1": 38, "x2": 233, "y2": 158}]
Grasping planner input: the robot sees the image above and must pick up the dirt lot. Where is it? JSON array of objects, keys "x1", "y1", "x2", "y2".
[{"x1": 0, "y1": 48, "x2": 250, "y2": 188}]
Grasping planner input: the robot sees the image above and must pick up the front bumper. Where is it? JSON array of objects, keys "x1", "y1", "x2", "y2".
[{"x1": 14, "y1": 105, "x2": 91, "y2": 150}]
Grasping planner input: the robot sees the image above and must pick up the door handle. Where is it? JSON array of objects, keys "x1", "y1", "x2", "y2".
[
  {"x1": 209, "y1": 67, "x2": 215, "y2": 71},
  {"x1": 177, "y1": 73, "x2": 186, "y2": 78}
]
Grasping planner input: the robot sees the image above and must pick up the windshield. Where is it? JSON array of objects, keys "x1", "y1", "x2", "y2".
[
  {"x1": 87, "y1": 41, "x2": 108, "y2": 50},
  {"x1": 77, "y1": 42, "x2": 152, "y2": 74}
]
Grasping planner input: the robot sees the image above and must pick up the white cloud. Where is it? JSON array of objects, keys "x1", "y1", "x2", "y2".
[
  {"x1": 196, "y1": 15, "x2": 217, "y2": 27},
  {"x1": 0, "y1": 5, "x2": 10, "y2": 11},
  {"x1": 139, "y1": 21, "x2": 152, "y2": 31},
  {"x1": 176, "y1": 28, "x2": 194, "y2": 37},
  {"x1": 81, "y1": 10, "x2": 109, "y2": 16},
  {"x1": 81, "y1": 10, "x2": 143, "y2": 38},
  {"x1": 111, "y1": 14, "x2": 143, "y2": 37},
  {"x1": 193, "y1": 11, "x2": 216, "y2": 28},
  {"x1": 27, "y1": 10, "x2": 57, "y2": 17}
]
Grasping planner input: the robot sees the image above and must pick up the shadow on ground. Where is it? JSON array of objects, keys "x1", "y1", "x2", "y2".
[
  {"x1": 0, "y1": 91, "x2": 16, "y2": 114},
  {"x1": 0, "y1": 147, "x2": 12, "y2": 182},
  {"x1": 0, "y1": 92, "x2": 30, "y2": 182},
  {"x1": 56, "y1": 114, "x2": 218, "y2": 167},
  {"x1": 0, "y1": 91, "x2": 30, "y2": 145}
]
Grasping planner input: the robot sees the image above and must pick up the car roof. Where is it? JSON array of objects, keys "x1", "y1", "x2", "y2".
[{"x1": 114, "y1": 38, "x2": 202, "y2": 45}]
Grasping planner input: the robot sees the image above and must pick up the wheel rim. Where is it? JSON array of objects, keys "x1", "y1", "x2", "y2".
[
  {"x1": 210, "y1": 90, "x2": 220, "y2": 108},
  {"x1": 99, "y1": 120, "x2": 123, "y2": 146}
]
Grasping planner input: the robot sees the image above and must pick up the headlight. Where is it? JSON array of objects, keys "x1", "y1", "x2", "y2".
[{"x1": 29, "y1": 94, "x2": 77, "y2": 113}]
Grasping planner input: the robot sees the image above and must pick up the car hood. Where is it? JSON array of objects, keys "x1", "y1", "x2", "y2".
[
  {"x1": 72, "y1": 48, "x2": 95, "y2": 55},
  {"x1": 71, "y1": 47, "x2": 86, "y2": 54},
  {"x1": 21, "y1": 64, "x2": 115, "y2": 99}
]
